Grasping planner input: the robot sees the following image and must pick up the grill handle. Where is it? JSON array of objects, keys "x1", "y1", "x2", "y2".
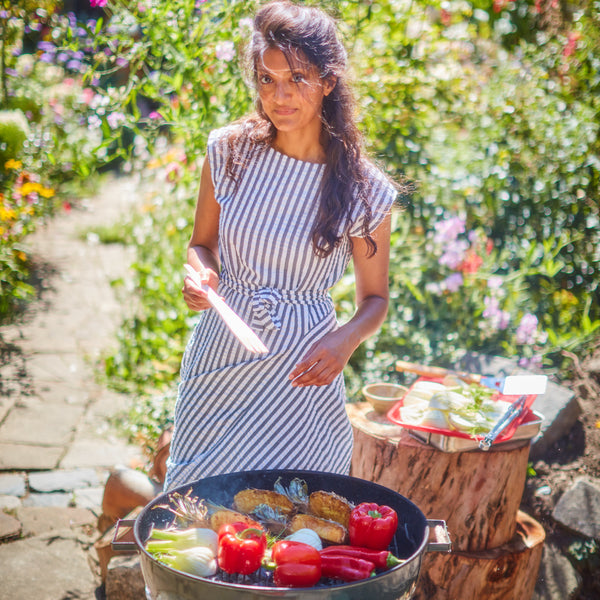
[
  {"x1": 111, "y1": 518, "x2": 139, "y2": 552},
  {"x1": 426, "y1": 519, "x2": 451, "y2": 552}
]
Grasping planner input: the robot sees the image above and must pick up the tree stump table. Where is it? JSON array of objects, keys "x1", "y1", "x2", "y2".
[{"x1": 347, "y1": 402, "x2": 545, "y2": 599}]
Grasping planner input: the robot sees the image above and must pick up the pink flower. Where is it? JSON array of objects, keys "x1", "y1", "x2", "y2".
[
  {"x1": 515, "y1": 313, "x2": 539, "y2": 345},
  {"x1": 90, "y1": 0, "x2": 108, "y2": 7}
]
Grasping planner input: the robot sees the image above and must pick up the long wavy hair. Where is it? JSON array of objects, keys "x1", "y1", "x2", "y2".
[{"x1": 224, "y1": 0, "x2": 391, "y2": 257}]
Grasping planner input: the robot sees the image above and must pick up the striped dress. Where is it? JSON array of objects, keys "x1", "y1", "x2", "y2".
[{"x1": 164, "y1": 127, "x2": 396, "y2": 491}]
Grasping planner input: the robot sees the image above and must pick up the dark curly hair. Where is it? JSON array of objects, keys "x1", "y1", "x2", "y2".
[{"x1": 224, "y1": 0, "x2": 394, "y2": 257}]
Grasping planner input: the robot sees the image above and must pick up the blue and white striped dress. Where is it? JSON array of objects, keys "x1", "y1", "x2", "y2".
[{"x1": 165, "y1": 127, "x2": 396, "y2": 491}]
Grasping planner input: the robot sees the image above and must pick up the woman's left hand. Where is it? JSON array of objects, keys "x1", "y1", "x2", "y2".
[{"x1": 288, "y1": 328, "x2": 356, "y2": 387}]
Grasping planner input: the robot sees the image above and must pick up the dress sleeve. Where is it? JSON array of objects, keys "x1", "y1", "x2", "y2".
[
  {"x1": 348, "y1": 165, "x2": 397, "y2": 237},
  {"x1": 206, "y1": 127, "x2": 229, "y2": 201}
]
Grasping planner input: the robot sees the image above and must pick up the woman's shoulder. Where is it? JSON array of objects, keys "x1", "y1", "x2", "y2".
[{"x1": 357, "y1": 157, "x2": 398, "y2": 206}]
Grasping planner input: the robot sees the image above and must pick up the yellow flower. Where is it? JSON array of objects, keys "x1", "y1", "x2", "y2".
[
  {"x1": 4, "y1": 159, "x2": 23, "y2": 170},
  {"x1": 16, "y1": 251, "x2": 27, "y2": 262},
  {"x1": 39, "y1": 187, "x2": 55, "y2": 198},
  {"x1": 0, "y1": 206, "x2": 17, "y2": 221}
]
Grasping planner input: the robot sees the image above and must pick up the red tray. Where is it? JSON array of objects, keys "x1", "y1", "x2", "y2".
[{"x1": 386, "y1": 377, "x2": 538, "y2": 443}]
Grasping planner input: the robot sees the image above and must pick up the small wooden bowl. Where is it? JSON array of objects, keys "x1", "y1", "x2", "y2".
[{"x1": 362, "y1": 383, "x2": 408, "y2": 415}]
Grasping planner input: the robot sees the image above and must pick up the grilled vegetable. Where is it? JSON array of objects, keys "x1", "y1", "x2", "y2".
[
  {"x1": 156, "y1": 546, "x2": 217, "y2": 577},
  {"x1": 284, "y1": 528, "x2": 323, "y2": 551},
  {"x1": 320, "y1": 545, "x2": 403, "y2": 570},
  {"x1": 289, "y1": 514, "x2": 347, "y2": 545},
  {"x1": 320, "y1": 554, "x2": 376, "y2": 582},
  {"x1": 270, "y1": 540, "x2": 322, "y2": 588},
  {"x1": 145, "y1": 527, "x2": 218, "y2": 554},
  {"x1": 274, "y1": 477, "x2": 309, "y2": 511},
  {"x1": 217, "y1": 522, "x2": 267, "y2": 575},
  {"x1": 250, "y1": 503, "x2": 290, "y2": 534},
  {"x1": 308, "y1": 491, "x2": 353, "y2": 528},
  {"x1": 209, "y1": 508, "x2": 262, "y2": 533},
  {"x1": 234, "y1": 488, "x2": 295, "y2": 516},
  {"x1": 348, "y1": 503, "x2": 398, "y2": 551}
]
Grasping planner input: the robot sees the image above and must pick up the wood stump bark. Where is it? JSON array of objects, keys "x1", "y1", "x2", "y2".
[{"x1": 414, "y1": 511, "x2": 545, "y2": 600}]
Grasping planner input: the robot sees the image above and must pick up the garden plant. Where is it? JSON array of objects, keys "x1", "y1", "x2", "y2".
[{"x1": 1, "y1": 0, "x2": 598, "y2": 447}]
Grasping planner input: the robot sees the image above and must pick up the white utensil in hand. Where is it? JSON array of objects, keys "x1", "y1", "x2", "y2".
[{"x1": 183, "y1": 263, "x2": 268, "y2": 354}]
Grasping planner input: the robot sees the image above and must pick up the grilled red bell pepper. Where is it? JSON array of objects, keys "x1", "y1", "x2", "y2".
[
  {"x1": 348, "y1": 503, "x2": 398, "y2": 550},
  {"x1": 320, "y1": 553, "x2": 376, "y2": 582},
  {"x1": 320, "y1": 545, "x2": 403, "y2": 570},
  {"x1": 269, "y1": 540, "x2": 321, "y2": 588},
  {"x1": 217, "y1": 522, "x2": 267, "y2": 575}
]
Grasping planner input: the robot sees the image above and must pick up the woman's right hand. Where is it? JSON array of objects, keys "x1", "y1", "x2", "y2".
[{"x1": 182, "y1": 264, "x2": 220, "y2": 312}]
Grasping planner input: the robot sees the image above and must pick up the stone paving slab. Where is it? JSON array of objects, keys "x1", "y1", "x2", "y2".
[
  {"x1": 0, "y1": 443, "x2": 63, "y2": 470},
  {"x1": 0, "y1": 396, "x2": 85, "y2": 446},
  {"x1": 22, "y1": 492, "x2": 73, "y2": 507},
  {"x1": 29, "y1": 468, "x2": 100, "y2": 493},
  {"x1": 0, "y1": 530, "x2": 99, "y2": 600},
  {"x1": 0, "y1": 473, "x2": 27, "y2": 496},
  {"x1": 0, "y1": 511, "x2": 22, "y2": 540},
  {"x1": 15, "y1": 506, "x2": 96, "y2": 537}
]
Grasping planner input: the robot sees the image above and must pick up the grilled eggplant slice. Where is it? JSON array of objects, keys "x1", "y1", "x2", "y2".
[
  {"x1": 233, "y1": 489, "x2": 295, "y2": 516},
  {"x1": 289, "y1": 513, "x2": 348, "y2": 545},
  {"x1": 308, "y1": 490, "x2": 353, "y2": 528},
  {"x1": 209, "y1": 509, "x2": 262, "y2": 532}
]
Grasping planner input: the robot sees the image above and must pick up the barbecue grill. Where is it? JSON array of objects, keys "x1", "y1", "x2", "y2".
[{"x1": 113, "y1": 469, "x2": 450, "y2": 600}]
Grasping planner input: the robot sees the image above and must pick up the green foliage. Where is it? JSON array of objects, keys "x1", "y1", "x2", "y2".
[{"x1": 0, "y1": 110, "x2": 29, "y2": 165}]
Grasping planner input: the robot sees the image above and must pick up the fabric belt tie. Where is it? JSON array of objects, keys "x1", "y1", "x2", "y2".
[
  {"x1": 220, "y1": 274, "x2": 329, "y2": 332},
  {"x1": 252, "y1": 287, "x2": 283, "y2": 331}
]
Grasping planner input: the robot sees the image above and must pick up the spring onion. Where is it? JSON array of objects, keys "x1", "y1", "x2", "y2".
[
  {"x1": 156, "y1": 546, "x2": 218, "y2": 577},
  {"x1": 145, "y1": 527, "x2": 218, "y2": 554}
]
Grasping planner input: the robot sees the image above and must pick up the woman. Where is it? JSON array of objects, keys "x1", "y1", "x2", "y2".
[{"x1": 165, "y1": 0, "x2": 397, "y2": 491}]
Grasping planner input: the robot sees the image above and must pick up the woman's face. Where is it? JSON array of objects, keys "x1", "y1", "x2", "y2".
[{"x1": 256, "y1": 47, "x2": 335, "y2": 137}]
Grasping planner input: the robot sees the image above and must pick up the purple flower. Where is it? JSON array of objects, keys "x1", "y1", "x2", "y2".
[
  {"x1": 518, "y1": 355, "x2": 543, "y2": 370},
  {"x1": 38, "y1": 41, "x2": 56, "y2": 52},
  {"x1": 487, "y1": 276, "x2": 503, "y2": 290},
  {"x1": 443, "y1": 273, "x2": 463, "y2": 292},
  {"x1": 66, "y1": 60, "x2": 83, "y2": 71},
  {"x1": 483, "y1": 296, "x2": 510, "y2": 331},
  {"x1": 433, "y1": 216, "x2": 465, "y2": 245},
  {"x1": 515, "y1": 313, "x2": 539, "y2": 345},
  {"x1": 439, "y1": 239, "x2": 469, "y2": 269}
]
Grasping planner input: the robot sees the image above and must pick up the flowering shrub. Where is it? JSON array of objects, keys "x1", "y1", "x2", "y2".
[{"x1": 0, "y1": 3, "x2": 111, "y2": 320}]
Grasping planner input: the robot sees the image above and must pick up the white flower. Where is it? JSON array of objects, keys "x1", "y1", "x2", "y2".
[{"x1": 215, "y1": 41, "x2": 235, "y2": 62}]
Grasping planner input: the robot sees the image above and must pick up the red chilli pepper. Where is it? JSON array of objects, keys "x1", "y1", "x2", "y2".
[
  {"x1": 320, "y1": 545, "x2": 403, "y2": 570},
  {"x1": 348, "y1": 502, "x2": 398, "y2": 551},
  {"x1": 217, "y1": 522, "x2": 267, "y2": 575},
  {"x1": 270, "y1": 541, "x2": 322, "y2": 588},
  {"x1": 320, "y1": 554, "x2": 376, "y2": 582}
]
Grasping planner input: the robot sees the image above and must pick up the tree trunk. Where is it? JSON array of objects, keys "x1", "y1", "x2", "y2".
[
  {"x1": 414, "y1": 511, "x2": 545, "y2": 600},
  {"x1": 347, "y1": 403, "x2": 531, "y2": 552}
]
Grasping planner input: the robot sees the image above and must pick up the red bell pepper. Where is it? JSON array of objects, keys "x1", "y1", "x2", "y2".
[
  {"x1": 270, "y1": 540, "x2": 321, "y2": 588},
  {"x1": 320, "y1": 553, "x2": 376, "y2": 582},
  {"x1": 217, "y1": 522, "x2": 267, "y2": 575},
  {"x1": 320, "y1": 545, "x2": 403, "y2": 570},
  {"x1": 348, "y1": 503, "x2": 398, "y2": 550}
]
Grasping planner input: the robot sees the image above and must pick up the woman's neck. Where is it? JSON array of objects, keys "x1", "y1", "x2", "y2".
[{"x1": 273, "y1": 129, "x2": 326, "y2": 164}]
